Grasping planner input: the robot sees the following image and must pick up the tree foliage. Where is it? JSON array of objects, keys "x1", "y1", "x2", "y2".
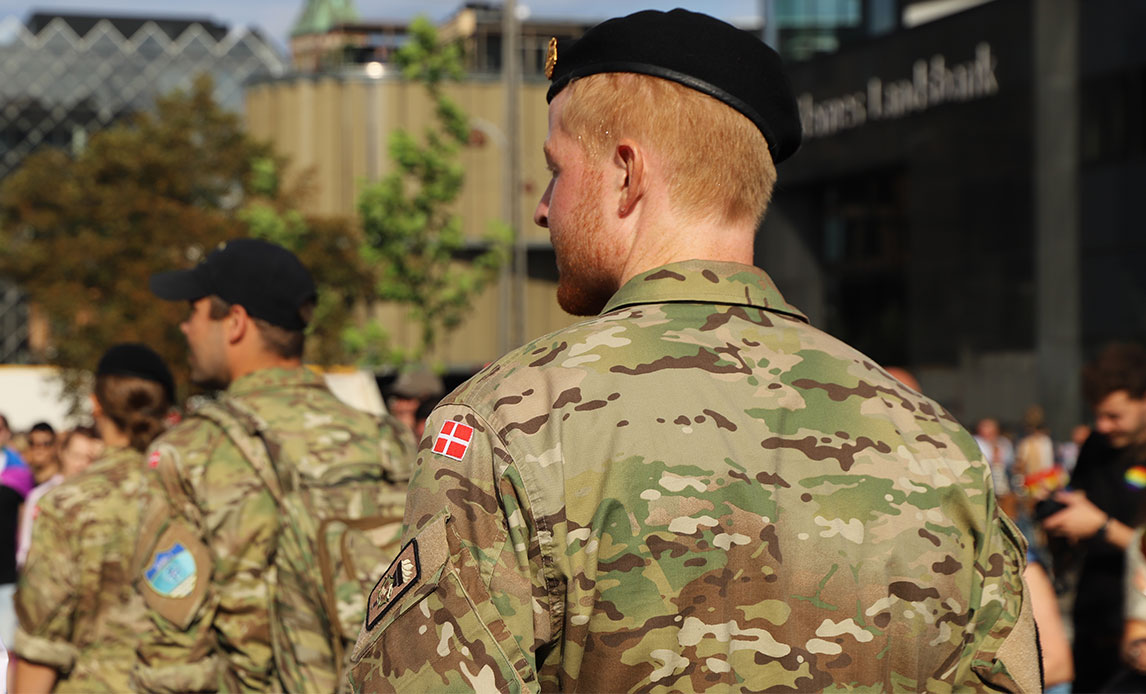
[
  {"x1": 0, "y1": 75, "x2": 364, "y2": 401},
  {"x1": 353, "y1": 16, "x2": 510, "y2": 367},
  {"x1": 240, "y1": 161, "x2": 372, "y2": 367}
]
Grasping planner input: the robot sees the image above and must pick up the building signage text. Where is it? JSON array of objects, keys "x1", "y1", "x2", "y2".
[{"x1": 798, "y1": 43, "x2": 999, "y2": 139}]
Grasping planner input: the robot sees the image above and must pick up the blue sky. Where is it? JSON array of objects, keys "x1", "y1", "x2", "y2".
[{"x1": 0, "y1": 1, "x2": 762, "y2": 49}]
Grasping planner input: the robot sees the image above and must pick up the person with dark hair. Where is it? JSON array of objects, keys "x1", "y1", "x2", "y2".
[
  {"x1": 348, "y1": 10, "x2": 1037, "y2": 692},
  {"x1": 23, "y1": 424, "x2": 57, "y2": 486},
  {"x1": 387, "y1": 367, "x2": 445, "y2": 438},
  {"x1": 10, "y1": 343, "x2": 173, "y2": 693},
  {"x1": 412, "y1": 395, "x2": 440, "y2": 441},
  {"x1": 1043, "y1": 342, "x2": 1146, "y2": 691},
  {"x1": 16, "y1": 426, "x2": 100, "y2": 570},
  {"x1": 132, "y1": 239, "x2": 413, "y2": 693}
]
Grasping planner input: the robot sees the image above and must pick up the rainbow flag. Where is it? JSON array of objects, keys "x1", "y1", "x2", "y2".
[
  {"x1": 1024, "y1": 466, "x2": 1067, "y2": 495},
  {"x1": 1125, "y1": 466, "x2": 1146, "y2": 490}
]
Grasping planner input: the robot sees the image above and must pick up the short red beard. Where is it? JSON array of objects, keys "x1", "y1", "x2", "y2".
[
  {"x1": 551, "y1": 174, "x2": 620, "y2": 316},
  {"x1": 557, "y1": 282, "x2": 615, "y2": 316}
]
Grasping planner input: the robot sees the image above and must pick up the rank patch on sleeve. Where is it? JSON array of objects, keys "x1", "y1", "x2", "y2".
[
  {"x1": 432, "y1": 421, "x2": 474, "y2": 461},
  {"x1": 366, "y1": 539, "x2": 420, "y2": 630},
  {"x1": 146, "y1": 542, "x2": 197, "y2": 598}
]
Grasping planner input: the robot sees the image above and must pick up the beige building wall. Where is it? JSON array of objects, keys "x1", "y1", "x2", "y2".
[{"x1": 245, "y1": 74, "x2": 577, "y2": 370}]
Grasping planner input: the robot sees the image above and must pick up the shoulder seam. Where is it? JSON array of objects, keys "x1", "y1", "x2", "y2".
[{"x1": 450, "y1": 401, "x2": 565, "y2": 645}]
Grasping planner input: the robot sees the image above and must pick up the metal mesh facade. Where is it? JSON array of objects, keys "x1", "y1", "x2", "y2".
[
  {"x1": 0, "y1": 14, "x2": 287, "y2": 363},
  {"x1": 0, "y1": 15, "x2": 287, "y2": 180},
  {"x1": 0, "y1": 280, "x2": 28, "y2": 363}
]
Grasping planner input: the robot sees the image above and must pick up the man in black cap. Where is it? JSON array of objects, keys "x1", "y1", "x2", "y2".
[
  {"x1": 131, "y1": 239, "x2": 413, "y2": 693},
  {"x1": 349, "y1": 10, "x2": 1037, "y2": 692}
]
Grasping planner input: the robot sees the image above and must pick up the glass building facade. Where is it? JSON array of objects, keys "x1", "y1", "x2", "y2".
[
  {"x1": 0, "y1": 13, "x2": 287, "y2": 362},
  {"x1": 766, "y1": 0, "x2": 898, "y2": 62}
]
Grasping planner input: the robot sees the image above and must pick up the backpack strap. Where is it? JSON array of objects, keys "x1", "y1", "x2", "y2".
[{"x1": 194, "y1": 399, "x2": 286, "y2": 506}]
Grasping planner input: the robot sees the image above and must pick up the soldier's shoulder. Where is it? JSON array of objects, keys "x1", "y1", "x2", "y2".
[
  {"x1": 145, "y1": 411, "x2": 228, "y2": 472},
  {"x1": 156, "y1": 412, "x2": 227, "y2": 446},
  {"x1": 48, "y1": 448, "x2": 141, "y2": 508},
  {"x1": 449, "y1": 315, "x2": 623, "y2": 409},
  {"x1": 236, "y1": 379, "x2": 371, "y2": 425},
  {"x1": 37, "y1": 474, "x2": 96, "y2": 519},
  {"x1": 33, "y1": 482, "x2": 68, "y2": 517},
  {"x1": 790, "y1": 328, "x2": 981, "y2": 457}
]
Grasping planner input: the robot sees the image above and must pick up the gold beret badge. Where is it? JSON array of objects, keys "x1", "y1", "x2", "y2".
[{"x1": 545, "y1": 37, "x2": 558, "y2": 79}]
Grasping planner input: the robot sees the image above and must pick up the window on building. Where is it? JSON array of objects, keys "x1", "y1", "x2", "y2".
[
  {"x1": 1080, "y1": 67, "x2": 1145, "y2": 165},
  {"x1": 816, "y1": 170, "x2": 910, "y2": 364}
]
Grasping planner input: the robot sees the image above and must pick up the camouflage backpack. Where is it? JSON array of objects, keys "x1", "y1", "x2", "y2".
[{"x1": 195, "y1": 398, "x2": 411, "y2": 693}]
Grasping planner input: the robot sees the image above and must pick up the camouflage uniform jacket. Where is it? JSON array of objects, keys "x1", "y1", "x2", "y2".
[
  {"x1": 132, "y1": 367, "x2": 411, "y2": 694},
  {"x1": 13, "y1": 445, "x2": 149, "y2": 693},
  {"x1": 349, "y1": 260, "x2": 1040, "y2": 693}
]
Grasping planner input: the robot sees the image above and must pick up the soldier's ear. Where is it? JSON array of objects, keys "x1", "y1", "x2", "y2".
[
  {"x1": 226, "y1": 303, "x2": 250, "y2": 345},
  {"x1": 90, "y1": 392, "x2": 103, "y2": 419},
  {"x1": 615, "y1": 139, "x2": 645, "y2": 217}
]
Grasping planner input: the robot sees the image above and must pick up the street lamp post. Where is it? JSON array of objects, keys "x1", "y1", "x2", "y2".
[
  {"x1": 472, "y1": 117, "x2": 515, "y2": 356},
  {"x1": 502, "y1": 0, "x2": 526, "y2": 353}
]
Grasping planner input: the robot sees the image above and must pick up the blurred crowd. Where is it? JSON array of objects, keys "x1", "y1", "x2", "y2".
[
  {"x1": 0, "y1": 354, "x2": 445, "y2": 693},
  {"x1": 0, "y1": 419, "x2": 101, "y2": 666},
  {"x1": 5, "y1": 340, "x2": 1146, "y2": 692},
  {"x1": 960, "y1": 342, "x2": 1146, "y2": 693},
  {"x1": 0, "y1": 7, "x2": 1137, "y2": 692}
]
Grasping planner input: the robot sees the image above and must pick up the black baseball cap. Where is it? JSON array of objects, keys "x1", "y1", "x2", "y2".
[
  {"x1": 545, "y1": 8, "x2": 802, "y2": 164},
  {"x1": 97, "y1": 343, "x2": 176, "y2": 404},
  {"x1": 149, "y1": 238, "x2": 316, "y2": 331}
]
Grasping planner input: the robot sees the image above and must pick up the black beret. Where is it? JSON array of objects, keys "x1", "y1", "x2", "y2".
[
  {"x1": 546, "y1": 8, "x2": 801, "y2": 164},
  {"x1": 149, "y1": 238, "x2": 316, "y2": 331},
  {"x1": 97, "y1": 343, "x2": 176, "y2": 404}
]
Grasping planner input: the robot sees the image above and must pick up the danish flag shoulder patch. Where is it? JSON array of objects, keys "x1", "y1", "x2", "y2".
[
  {"x1": 433, "y1": 421, "x2": 474, "y2": 461},
  {"x1": 148, "y1": 450, "x2": 162, "y2": 469}
]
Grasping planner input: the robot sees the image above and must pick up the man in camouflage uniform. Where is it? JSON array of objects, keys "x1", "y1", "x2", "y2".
[
  {"x1": 133, "y1": 239, "x2": 411, "y2": 693},
  {"x1": 349, "y1": 10, "x2": 1040, "y2": 693}
]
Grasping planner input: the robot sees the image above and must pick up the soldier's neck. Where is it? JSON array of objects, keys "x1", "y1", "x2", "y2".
[
  {"x1": 229, "y1": 354, "x2": 302, "y2": 384},
  {"x1": 95, "y1": 415, "x2": 131, "y2": 449},
  {"x1": 619, "y1": 210, "x2": 757, "y2": 286}
]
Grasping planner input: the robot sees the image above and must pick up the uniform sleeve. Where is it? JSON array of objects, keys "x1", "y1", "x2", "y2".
[
  {"x1": 12, "y1": 498, "x2": 81, "y2": 672},
  {"x1": 964, "y1": 508, "x2": 1042, "y2": 692},
  {"x1": 347, "y1": 403, "x2": 545, "y2": 693},
  {"x1": 133, "y1": 425, "x2": 277, "y2": 694}
]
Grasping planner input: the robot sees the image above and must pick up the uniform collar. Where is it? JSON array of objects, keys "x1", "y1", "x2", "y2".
[
  {"x1": 601, "y1": 259, "x2": 809, "y2": 324},
  {"x1": 226, "y1": 366, "x2": 325, "y2": 398}
]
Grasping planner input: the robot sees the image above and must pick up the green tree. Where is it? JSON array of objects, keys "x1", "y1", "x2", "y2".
[
  {"x1": 0, "y1": 75, "x2": 364, "y2": 402},
  {"x1": 240, "y1": 160, "x2": 373, "y2": 367},
  {"x1": 353, "y1": 16, "x2": 510, "y2": 367}
]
